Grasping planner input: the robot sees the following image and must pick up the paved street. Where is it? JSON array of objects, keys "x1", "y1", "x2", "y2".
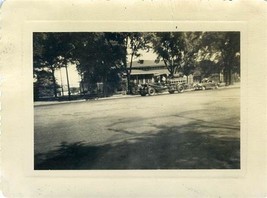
[{"x1": 34, "y1": 86, "x2": 240, "y2": 169}]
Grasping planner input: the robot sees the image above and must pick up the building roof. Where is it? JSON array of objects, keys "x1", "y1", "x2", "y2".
[
  {"x1": 131, "y1": 69, "x2": 170, "y2": 76},
  {"x1": 128, "y1": 60, "x2": 166, "y2": 68}
]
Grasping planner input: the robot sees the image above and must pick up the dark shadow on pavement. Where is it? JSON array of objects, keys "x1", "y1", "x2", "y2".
[{"x1": 35, "y1": 120, "x2": 240, "y2": 170}]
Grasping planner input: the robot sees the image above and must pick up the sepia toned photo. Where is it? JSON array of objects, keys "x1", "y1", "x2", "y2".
[
  {"x1": 33, "y1": 32, "x2": 240, "y2": 170},
  {"x1": 2, "y1": 0, "x2": 267, "y2": 196}
]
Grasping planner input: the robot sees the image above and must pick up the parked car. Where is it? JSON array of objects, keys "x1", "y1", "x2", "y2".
[
  {"x1": 139, "y1": 82, "x2": 168, "y2": 96},
  {"x1": 217, "y1": 82, "x2": 226, "y2": 87},
  {"x1": 193, "y1": 78, "x2": 218, "y2": 90}
]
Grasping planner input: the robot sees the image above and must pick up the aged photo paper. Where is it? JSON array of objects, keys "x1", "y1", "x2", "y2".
[{"x1": 1, "y1": 0, "x2": 266, "y2": 197}]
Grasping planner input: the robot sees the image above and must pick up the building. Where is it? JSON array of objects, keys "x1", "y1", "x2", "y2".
[
  {"x1": 128, "y1": 60, "x2": 170, "y2": 84},
  {"x1": 128, "y1": 60, "x2": 193, "y2": 85}
]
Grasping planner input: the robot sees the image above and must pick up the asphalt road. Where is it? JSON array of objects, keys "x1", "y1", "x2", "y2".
[{"x1": 34, "y1": 87, "x2": 240, "y2": 169}]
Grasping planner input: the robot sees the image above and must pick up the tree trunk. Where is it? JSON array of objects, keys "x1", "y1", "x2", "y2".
[
  {"x1": 65, "y1": 66, "x2": 71, "y2": 100},
  {"x1": 103, "y1": 75, "x2": 108, "y2": 97},
  {"x1": 223, "y1": 67, "x2": 232, "y2": 86},
  {"x1": 127, "y1": 72, "x2": 131, "y2": 94},
  {"x1": 122, "y1": 36, "x2": 130, "y2": 94},
  {"x1": 51, "y1": 68, "x2": 58, "y2": 98},
  {"x1": 228, "y1": 68, "x2": 233, "y2": 85},
  {"x1": 223, "y1": 68, "x2": 228, "y2": 85},
  {"x1": 127, "y1": 52, "x2": 135, "y2": 94}
]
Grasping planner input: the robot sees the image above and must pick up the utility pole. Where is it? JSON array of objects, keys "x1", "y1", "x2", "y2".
[
  {"x1": 65, "y1": 64, "x2": 71, "y2": 100},
  {"x1": 64, "y1": 44, "x2": 75, "y2": 100},
  {"x1": 59, "y1": 67, "x2": 64, "y2": 96}
]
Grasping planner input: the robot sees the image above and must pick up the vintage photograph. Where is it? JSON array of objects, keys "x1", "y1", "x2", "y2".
[{"x1": 33, "y1": 32, "x2": 240, "y2": 170}]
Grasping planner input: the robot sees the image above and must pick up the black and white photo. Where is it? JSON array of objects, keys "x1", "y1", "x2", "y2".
[{"x1": 33, "y1": 32, "x2": 240, "y2": 170}]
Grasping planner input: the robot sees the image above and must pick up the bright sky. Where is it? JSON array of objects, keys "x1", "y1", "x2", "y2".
[
  {"x1": 55, "y1": 64, "x2": 81, "y2": 88},
  {"x1": 55, "y1": 51, "x2": 158, "y2": 88}
]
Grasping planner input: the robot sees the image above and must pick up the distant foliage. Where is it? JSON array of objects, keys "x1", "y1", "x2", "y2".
[{"x1": 33, "y1": 31, "x2": 240, "y2": 99}]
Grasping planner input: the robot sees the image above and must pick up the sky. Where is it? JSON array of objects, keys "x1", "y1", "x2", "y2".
[
  {"x1": 55, "y1": 64, "x2": 81, "y2": 88},
  {"x1": 55, "y1": 50, "x2": 158, "y2": 88}
]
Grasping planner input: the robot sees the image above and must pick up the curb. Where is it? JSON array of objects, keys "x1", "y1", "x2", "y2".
[
  {"x1": 34, "y1": 84, "x2": 240, "y2": 107},
  {"x1": 34, "y1": 95, "x2": 139, "y2": 107}
]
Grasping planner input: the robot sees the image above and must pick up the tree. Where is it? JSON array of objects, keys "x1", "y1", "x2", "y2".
[
  {"x1": 125, "y1": 33, "x2": 153, "y2": 92},
  {"x1": 73, "y1": 33, "x2": 124, "y2": 96},
  {"x1": 33, "y1": 70, "x2": 60, "y2": 100},
  {"x1": 197, "y1": 60, "x2": 221, "y2": 79},
  {"x1": 152, "y1": 32, "x2": 186, "y2": 77},
  {"x1": 104, "y1": 32, "x2": 152, "y2": 93},
  {"x1": 151, "y1": 31, "x2": 240, "y2": 85},
  {"x1": 221, "y1": 32, "x2": 240, "y2": 85},
  {"x1": 74, "y1": 32, "x2": 152, "y2": 95},
  {"x1": 33, "y1": 33, "x2": 75, "y2": 98},
  {"x1": 200, "y1": 32, "x2": 240, "y2": 85},
  {"x1": 180, "y1": 32, "x2": 204, "y2": 82}
]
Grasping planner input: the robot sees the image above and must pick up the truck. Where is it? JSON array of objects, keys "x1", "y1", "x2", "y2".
[
  {"x1": 167, "y1": 78, "x2": 185, "y2": 94},
  {"x1": 139, "y1": 78, "x2": 185, "y2": 96}
]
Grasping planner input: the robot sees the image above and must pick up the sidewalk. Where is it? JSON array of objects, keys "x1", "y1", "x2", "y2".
[
  {"x1": 34, "y1": 94, "x2": 139, "y2": 107},
  {"x1": 34, "y1": 83, "x2": 240, "y2": 107}
]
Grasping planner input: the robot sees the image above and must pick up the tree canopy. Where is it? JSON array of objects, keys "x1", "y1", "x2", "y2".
[
  {"x1": 152, "y1": 32, "x2": 186, "y2": 77},
  {"x1": 33, "y1": 31, "x2": 240, "y2": 99},
  {"x1": 198, "y1": 32, "x2": 240, "y2": 84},
  {"x1": 33, "y1": 32, "x2": 75, "y2": 98}
]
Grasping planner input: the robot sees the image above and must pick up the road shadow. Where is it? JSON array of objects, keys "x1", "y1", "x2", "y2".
[{"x1": 35, "y1": 119, "x2": 240, "y2": 170}]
